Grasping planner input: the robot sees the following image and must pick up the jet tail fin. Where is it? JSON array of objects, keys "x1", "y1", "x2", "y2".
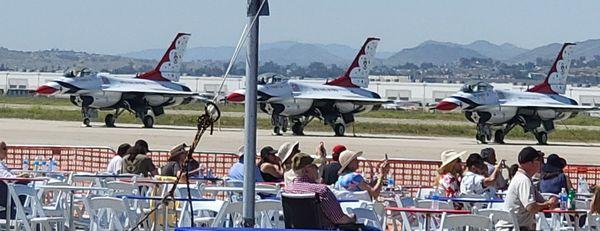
[
  {"x1": 527, "y1": 43, "x2": 575, "y2": 94},
  {"x1": 325, "y1": 37, "x2": 379, "y2": 88},
  {"x1": 136, "y1": 33, "x2": 191, "y2": 82}
]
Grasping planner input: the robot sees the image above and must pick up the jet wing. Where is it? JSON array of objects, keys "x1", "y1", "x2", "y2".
[
  {"x1": 102, "y1": 86, "x2": 198, "y2": 96},
  {"x1": 295, "y1": 94, "x2": 390, "y2": 105},
  {"x1": 501, "y1": 101, "x2": 598, "y2": 111}
]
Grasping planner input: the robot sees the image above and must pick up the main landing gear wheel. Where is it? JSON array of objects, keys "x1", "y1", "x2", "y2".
[
  {"x1": 105, "y1": 114, "x2": 116, "y2": 127},
  {"x1": 333, "y1": 123, "x2": 346, "y2": 136},
  {"x1": 143, "y1": 115, "x2": 154, "y2": 128},
  {"x1": 273, "y1": 126, "x2": 282, "y2": 136},
  {"x1": 535, "y1": 132, "x2": 548, "y2": 145},
  {"x1": 83, "y1": 118, "x2": 91, "y2": 127},
  {"x1": 494, "y1": 130, "x2": 505, "y2": 144},
  {"x1": 476, "y1": 133, "x2": 487, "y2": 144},
  {"x1": 291, "y1": 122, "x2": 304, "y2": 136}
]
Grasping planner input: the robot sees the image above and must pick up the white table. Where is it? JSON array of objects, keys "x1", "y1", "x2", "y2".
[{"x1": 37, "y1": 185, "x2": 108, "y2": 231}]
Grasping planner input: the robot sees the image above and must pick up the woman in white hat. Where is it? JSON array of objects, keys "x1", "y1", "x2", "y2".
[
  {"x1": 335, "y1": 150, "x2": 390, "y2": 199},
  {"x1": 436, "y1": 149, "x2": 466, "y2": 198}
]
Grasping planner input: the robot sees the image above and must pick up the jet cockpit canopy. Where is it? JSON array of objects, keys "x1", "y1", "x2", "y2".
[
  {"x1": 63, "y1": 67, "x2": 94, "y2": 78},
  {"x1": 460, "y1": 82, "x2": 493, "y2": 93},
  {"x1": 258, "y1": 73, "x2": 289, "y2": 85}
]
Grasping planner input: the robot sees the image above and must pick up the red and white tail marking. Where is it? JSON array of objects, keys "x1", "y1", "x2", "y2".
[
  {"x1": 326, "y1": 37, "x2": 380, "y2": 88},
  {"x1": 137, "y1": 33, "x2": 191, "y2": 82},
  {"x1": 527, "y1": 43, "x2": 575, "y2": 94}
]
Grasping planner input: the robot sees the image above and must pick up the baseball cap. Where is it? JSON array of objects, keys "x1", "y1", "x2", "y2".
[
  {"x1": 518, "y1": 146, "x2": 542, "y2": 164},
  {"x1": 260, "y1": 146, "x2": 278, "y2": 158},
  {"x1": 292, "y1": 153, "x2": 323, "y2": 171}
]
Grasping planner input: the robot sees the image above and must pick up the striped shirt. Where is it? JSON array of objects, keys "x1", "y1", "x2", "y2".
[{"x1": 285, "y1": 176, "x2": 348, "y2": 228}]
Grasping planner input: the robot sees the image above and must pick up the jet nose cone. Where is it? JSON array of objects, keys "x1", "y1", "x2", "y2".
[
  {"x1": 36, "y1": 85, "x2": 58, "y2": 95},
  {"x1": 435, "y1": 100, "x2": 460, "y2": 111},
  {"x1": 226, "y1": 92, "x2": 245, "y2": 102}
]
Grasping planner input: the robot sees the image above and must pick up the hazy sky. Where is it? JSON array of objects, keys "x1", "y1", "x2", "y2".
[{"x1": 2, "y1": 1, "x2": 600, "y2": 54}]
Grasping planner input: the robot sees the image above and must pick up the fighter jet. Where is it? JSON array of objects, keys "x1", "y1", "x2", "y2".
[
  {"x1": 226, "y1": 37, "x2": 388, "y2": 136},
  {"x1": 36, "y1": 33, "x2": 207, "y2": 128},
  {"x1": 435, "y1": 43, "x2": 596, "y2": 144}
]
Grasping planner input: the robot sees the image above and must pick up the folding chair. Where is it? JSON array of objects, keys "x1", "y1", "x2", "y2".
[
  {"x1": 439, "y1": 214, "x2": 494, "y2": 230},
  {"x1": 87, "y1": 197, "x2": 138, "y2": 231},
  {"x1": 10, "y1": 184, "x2": 65, "y2": 231}
]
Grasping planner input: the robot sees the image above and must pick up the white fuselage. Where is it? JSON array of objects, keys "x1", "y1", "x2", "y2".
[
  {"x1": 44, "y1": 73, "x2": 192, "y2": 109},
  {"x1": 255, "y1": 80, "x2": 380, "y2": 117}
]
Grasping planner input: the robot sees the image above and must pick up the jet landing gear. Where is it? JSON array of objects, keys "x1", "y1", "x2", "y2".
[
  {"x1": 271, "y1": 115, "x2": 288, "y2": 136},
  {"x1": 333, "y1": 123, "x2": 346, "y2": 136},
  {"x1": 289, "y1": 116, "x2": 314, "y2": 136},
  {"x1": 534, "y1": 132, "x2": 548, "y2": 145},
  {"x1": 475, "y1": 123, "x2": 492, "y2": 144},
  {"x1": 81, "y1": 107, "x2": 97, "y2": 127},
  {"x1": 493, "y1": 123, "x2": 516, "y2": 144},
  {"x1": 104, "y1": 108, "x2": 126, "y2": 127}
]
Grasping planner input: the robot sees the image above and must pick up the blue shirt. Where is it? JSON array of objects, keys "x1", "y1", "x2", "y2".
[
  {"x1": 540, "y1": 173, "x2": 568, "y2": 195},
  {"x1": 228, "y1": 162, "x2": 264, "y2": 182},
  {"x1": 335, "y1": 172, "x2": 364, "y2": 191}
]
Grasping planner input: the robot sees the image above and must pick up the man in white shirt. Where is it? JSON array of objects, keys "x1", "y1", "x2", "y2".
[
  {"x1": 461, "y1": 153, "x2": 502, "y2": 196},
  {"x1": 501, "y1": 147, "x2": 557, "y2": 231},
  {"x1": 106, "y1": 143, "x2": 131, "y2": 174}
]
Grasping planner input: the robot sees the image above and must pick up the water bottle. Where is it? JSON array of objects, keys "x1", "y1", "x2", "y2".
[
  {"x1": 22, "y1": 159, "x2": 29, "y2": 171},
  {"x1": 431, "y1": 188, "x2": 440, "y2": 210},
  {"x1": 207, "y1": 168, "x2": 213, "y2": 178},
  {"x1": 33, "y1": 157, "x2": 40, "y2": 171},
  {"x1": 559, "y1": 188, "x2": 567, "y2": 210},
  {"x1": 41, "y1": 158, "x2": 47, "y2": 172},
  {"x1": 387, "y1": 174, "x2": 395, "y2": 190},
  {"x1": 568, "y1": 189, "x2": 576, "y2": 210}
]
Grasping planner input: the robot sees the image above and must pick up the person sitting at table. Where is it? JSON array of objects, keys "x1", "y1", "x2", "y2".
[
  {"x1": 257, "y1": 146, "x2": 283, "y2": 182},
  {"x1": 436, "y1": 149, "x2": 465, "y2": 198},
  {"x1": 539, "y1": 154, "x2": 573, "y2": 195},
  {"x1": 480, "y1": 147, "x2": 508, "y2": 190},
  {"x1": 590, "y1": 186, "x2": 600, "y2": 214},
  {"x1": 321, "y1": 144, "x2": 346, "y2": 185},
  {"x1": 161, "y1": 143, "x2": 190, "y2": 177},
  {"x1": 106, "y1": 143, "x2": 130, "y2": 174},
  {"x1": 335, "y1": 150, "x2": 389, "y2": 199},
  {"x1": 228, "y1": 145, "x2": 264, "y2": 183},
  {"x1": 460, "y1": 153, "x2": 502, "y2": 196},
  {"x1": 0, "y1": 141, "x2": 28, "y2": 219},
  {"x1": 500, "y1": 146, "x2": 557, "y2": 231},
  {"x1": 121, "y1": 139, "x2": 158, "y2": 177},
  {"x1": 285, "y1": 152, "x2": 380, "y2": 231}
]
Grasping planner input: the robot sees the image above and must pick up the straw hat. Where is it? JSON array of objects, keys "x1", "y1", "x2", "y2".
[
  {"x1": 338, "y1": 150, "x2": 363, "y2": 174},
  {"x1": 439, "y1": 149, "x2": 466, "y2": 170},
  {"x1": 278, "y1": 141, "x2": 300, "y2": 164}
]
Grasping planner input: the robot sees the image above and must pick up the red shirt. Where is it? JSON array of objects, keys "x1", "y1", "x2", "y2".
[{"x1": 284, "y1": 176, "x2": 348, "y2": 228}]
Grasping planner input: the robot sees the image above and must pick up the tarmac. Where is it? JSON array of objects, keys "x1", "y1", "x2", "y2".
[{"x1": 2, "y1": 118, "x2": 600, "y2": 166}]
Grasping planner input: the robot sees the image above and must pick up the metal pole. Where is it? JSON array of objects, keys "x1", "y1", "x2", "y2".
[{"x1": 242, "y1": 0, "x2": 260, "y2": 227}]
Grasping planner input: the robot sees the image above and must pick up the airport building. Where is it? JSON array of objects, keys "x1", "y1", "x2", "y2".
[{"x1": 2, "y1": 71, "x2": 600, "y2": 106}]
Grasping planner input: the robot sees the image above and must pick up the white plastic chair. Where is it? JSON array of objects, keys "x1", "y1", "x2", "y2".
[
  {"x1": 87, "y1": 197, "x2": 138, "y2": 231},
  {"x1": 439, "y1": 214, "x2": 494, "y2": 230},
  {"x1": 475, "y1": 208, "x2": 520, "y2": 231},
  {"x1": 417, "y1": 188, "x2": 436, "y2": 199},
  {"x1": 392, "y1": 195, "x2": 419, "y2": 231},
  {"x1": 255, "y1": 199, "x2": 284, "y2": 228},
  {"x1": 587, "y1": 212, "x2": 600, "y2": 231},
  {"x1": 10, "y1": 184, "x2": 65, "y2": 231},
  {"x1": 36, "y1": 179, "x2": 69, "y2": 217},
  {"x1": 415, "y1": 199, "x2": 453, "y2": 210},
  {"x1": 105, "y1": 181, "x2": 138, "y2": 195},
  {"x1": 178, "y1": 200, "x2": 225, "y2": 227},
  {"x1": 347, "y1": 207, "x2": 383, "y2": 230},
  {"x1": 211, "y1": 201, "x2": 243, "y2": 227}
]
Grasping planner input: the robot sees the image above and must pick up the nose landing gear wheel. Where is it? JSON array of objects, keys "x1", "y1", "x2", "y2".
[
  {"x1": 83, "y1": 118, "x2": 91, "y2": 127},
  {"x1": 494, "y1": 130, "x2": 505, "y2": 144},
  {"x1": 333, "y1": 123, "x2": 346, "y2": 136},
  {"x1": 291, "y1": 122, "x2": 304, "y2": 136},
  {"x1": 105, "y1": 114, "x2": 116, "y2": 127},
  {"x1": 535, "y1": 132, "x2": 548, "y2": 145},
  {"x1": 143, "y1": 115, "x2": 154, "y2": 128}
]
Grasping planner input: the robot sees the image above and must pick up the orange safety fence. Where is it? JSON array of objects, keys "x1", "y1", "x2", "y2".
[{"x1": 4, "y1": 145, "x2": 600, "y2": 190}]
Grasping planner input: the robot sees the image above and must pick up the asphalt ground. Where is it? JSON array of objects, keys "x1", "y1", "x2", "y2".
[{"x1": 2, "y1": 118, "x2": 600, "y2": 166}]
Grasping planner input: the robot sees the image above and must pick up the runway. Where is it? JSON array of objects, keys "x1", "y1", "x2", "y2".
[{"x1": 2, "y1": 118, "x2": 600, "y2": 165}]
